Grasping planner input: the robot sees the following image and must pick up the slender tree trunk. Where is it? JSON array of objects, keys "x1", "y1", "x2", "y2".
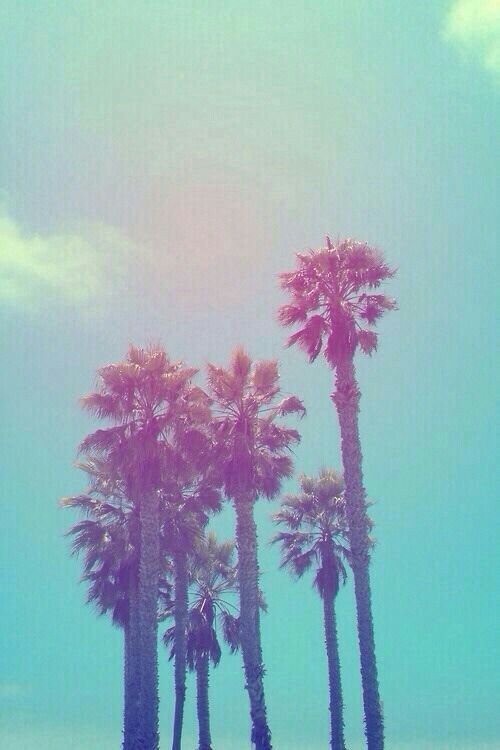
[
  {"x1": 196, "y1": 652, "x2": 213, "y2": 750},
  {"x1": 332, "y1": 357, "x2": 384, "y2": 750},
  {"x1": 136, "y1": 490, "x2": 160, "y2": 750},
  {"x1": 322, "y1": 587, "x2": 346, "y2": 750},
  {"x1": 172, "y1": 550, "x2": 189, "y2": 750},
  {"x1": 234, "y1": 496, "x2": 272, "y2": 750},
  {"x1": 124, "y1": 572, "x2": 140, "y2": 750}
]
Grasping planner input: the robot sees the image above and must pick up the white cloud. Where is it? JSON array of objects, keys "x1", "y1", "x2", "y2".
[
  {"x1": 0, "y1": 214, "x2": 134, "y2": 312},
  {"x1": 444, "y1": 0, "x2": 500, "y2": 76}
]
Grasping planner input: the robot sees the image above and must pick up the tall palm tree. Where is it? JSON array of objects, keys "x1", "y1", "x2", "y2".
[
  {"x1": 61, "y1": 456, "x2": 140, "y2": 750},
  {"x1": 162, "y1": 531, "x2": 240, "y2": 750},
  {"x1": 278, "y1": 238, "x2": 396, "y2": 750},
  {"x1": 159, "y1": 469, "x2": 221, "y2": 750},
  {"x1": 272, "y1": 468, "x2": 349, "y2": 750},
  {"x1": 79, "y1": 345, "x2": 211, "y2": 750},
  {"x1": 206, "y1": 347, "x2": 305, "y2": 750}
]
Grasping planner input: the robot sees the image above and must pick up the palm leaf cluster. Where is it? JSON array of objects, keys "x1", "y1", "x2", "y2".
[
  {"x1": 278, "y1": 236, "x2": 396, "y2": 364},
  {"x1": 273, "y1": 469, "x2": 349, "y2": 596},
  {"x1": 207, "y1": 347, "x2": 305, "y2": 498},
  {"x1": 162, "y1": 532, "x2": 240, "y2": 669},
  {"x1": 62, "y1": 457, "x2": 136, "y2": 629}
]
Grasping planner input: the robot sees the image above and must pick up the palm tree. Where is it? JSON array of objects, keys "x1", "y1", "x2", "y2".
[
  {"x1": 159, "y1": 468, "x2": 221, "y2": 750},
  {"x1": 61, "y1": 456, "x2": 140, "y2": 750},
  {"x1": 206, "y1": 347, "x2": 305, "y2": 750},
  {"x1": 278, "y1": 237, "x2": 396, "y2": 750},
  {"x1": 79, "y1": 345, "x2": 211, "y2": 750},
  {"x1": 272, "y1": 468, "x2": 349, "y2": 750},
  {"x1": 162, "y1": 531, "x2": 240, "y2": 750}
]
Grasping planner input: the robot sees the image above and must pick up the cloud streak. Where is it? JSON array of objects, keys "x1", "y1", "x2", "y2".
[
  {"x1": 444, "y1": 0, "x2": 500, "y2": 77},
  {"x1": 0, "y1": 214, "x2": 133, "y2": 313}
]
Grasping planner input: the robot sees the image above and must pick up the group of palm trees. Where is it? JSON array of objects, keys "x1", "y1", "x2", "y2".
[{"x1": 62, "y1": 237, "x2": 396, "y2": 750}]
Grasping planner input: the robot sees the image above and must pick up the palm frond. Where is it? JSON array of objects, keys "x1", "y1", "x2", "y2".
[
  {"x1": 230, "y1": 347, "x2": 252, "y2": 382},
  {"x1": 357, "y1": 329, "x2": 378, "y2": 355},
  {"x1": 276, "y1": 302, "x2": 308, "y2": 327},
  {"x1": 79, "y1": 393, "x2": 124, "y2": 420},
  {"x1": 220, "y1": 611, "x2": 240, "y2": 653},
  {"x1": 286, "y1": 315, "x2": 326, "y2": 362},
  {"x1": 273, "y1": 395, "x2": 306, "y2": 418},
  {"x1": 250, "y1": 359, "x2": 279, "y2": 396},
  {"x1": 273, "y1": 467, "x2": 352, "y2": 595},
  {"x1": 78, "y1": 426, "x2": 125, "y2": 455},
  {"x1": 278, "y1": 237, "x2": 396, "y2": 368}
]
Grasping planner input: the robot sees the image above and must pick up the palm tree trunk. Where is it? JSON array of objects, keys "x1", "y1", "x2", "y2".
[
  {"x1": 172, "y1": 550, "x2": 189, "y2": 750},
  {"x1": 196, "y1": 652, "x2": 213, "y2": 750},
  {"x1": 333, "y1": 357, "x2": 384, "y2": 750},
  {"x1": 124, "y1": 572, "x2": 140, "y2": 750},
  {"x1": 322, "y1": 587, "x2": 346, "y2": 750},
  {"x1": 234, "y1": 496, "x2": 272, "y2": 750},
  {"x1": 136, "y1": 490, "x2": 160, "y2": 750}
]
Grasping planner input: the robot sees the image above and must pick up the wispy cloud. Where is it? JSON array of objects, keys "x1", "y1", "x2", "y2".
[
  {"x1": 0, "y1": 213, "x2": 133, "y2": 313},
  {"x1": 444, "y1": 0, "x2": 500, "y2": 77}
]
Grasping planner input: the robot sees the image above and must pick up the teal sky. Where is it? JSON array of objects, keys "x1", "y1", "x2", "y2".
[{"x1": 1, "y1": 2, "x2": 499, "y2": 748}]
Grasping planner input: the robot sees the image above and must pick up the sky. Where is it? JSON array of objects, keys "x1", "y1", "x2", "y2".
[{"x1": 0, "y1": 2, "x2": 499, "y2": 748}]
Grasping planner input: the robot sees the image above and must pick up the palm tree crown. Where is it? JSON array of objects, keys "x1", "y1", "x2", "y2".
[
  {"x1": 278, "y1": 237, "x2": 396, "y2": 366},
  {"x1": 207, "y1": 346, "x2": 305, "y2": 499},
  {"x1": 272, "y1": 468, "x2": 349, "y2": 597},
  {"x1": 162, "y1": 531, "x2": 240, "y2": 665},
  {"x1": 79, "y1": 344, "x2": 212, "y2": 491}
]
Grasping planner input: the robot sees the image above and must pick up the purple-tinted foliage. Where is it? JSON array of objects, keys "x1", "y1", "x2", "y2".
[
  {"x1": 278, "y1": 237, "x2": 397, "y2": 367},
  {"x1": 272, "y1": 467, "x2": 349, "y2": 599},
  {"x1": 206, "y1": 346, "x2": 305, "y2": 500},
  {"x1": 78, "y1": 344, "x2": 212, "y2": 496}
]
